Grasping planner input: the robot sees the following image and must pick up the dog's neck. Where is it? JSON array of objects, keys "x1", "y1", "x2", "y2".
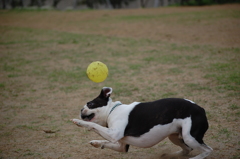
[
  {"x1": 109, "y1": 102, "x2": 122, "y2": 115},
  {"x1": 103, "y1": 99, "x2": 122, "y2": 127}
]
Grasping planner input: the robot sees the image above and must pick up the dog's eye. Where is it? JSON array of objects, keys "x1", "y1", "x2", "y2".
[{"x1": 87, "y1": 102, "x2": 93, "y2": 107}]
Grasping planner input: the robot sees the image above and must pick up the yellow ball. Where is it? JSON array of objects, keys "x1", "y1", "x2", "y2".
[{"x1": 86, "y1": 61, "x2": 108, "y2": 83}]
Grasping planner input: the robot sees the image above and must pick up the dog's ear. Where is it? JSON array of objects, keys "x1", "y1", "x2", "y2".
[{"x1": 99, "y1": 87, "x2": 112, "y2": 99}]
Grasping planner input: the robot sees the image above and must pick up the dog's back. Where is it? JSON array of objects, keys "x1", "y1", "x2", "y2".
[{"x1": 124, "y1": 98, "x2": 209, "y2": 147}]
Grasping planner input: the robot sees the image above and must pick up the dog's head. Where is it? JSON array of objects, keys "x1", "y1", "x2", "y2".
[{"x1": 80, "y1": 87, "x2": 113, "y2": 126}]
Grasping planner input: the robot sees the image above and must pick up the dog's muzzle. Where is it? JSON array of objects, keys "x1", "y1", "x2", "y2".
[{"x1": 81, "y1": 108, "x2": 95, "y2": 121}]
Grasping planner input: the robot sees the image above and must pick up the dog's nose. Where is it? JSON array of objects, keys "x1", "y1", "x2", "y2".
[{"x1": 81, "y1": 108, "x2": 84, "y2": 112}]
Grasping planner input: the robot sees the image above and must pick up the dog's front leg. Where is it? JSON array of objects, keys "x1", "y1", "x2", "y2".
[
  {"x1": 89, "y1": 140, "x2": 129, "y2": 152},
  {"x1": 71, "y1": 119, "x2": 123, "y2": 143}
]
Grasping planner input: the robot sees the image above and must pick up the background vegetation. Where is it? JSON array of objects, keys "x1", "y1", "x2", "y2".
[{"x1": 1, "y1": 0, "x2": 240, "y2": 9}]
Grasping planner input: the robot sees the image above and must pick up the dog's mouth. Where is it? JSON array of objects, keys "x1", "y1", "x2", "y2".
[{"x1": 81, "y1": 113, "x2": 95, "y2": 121}]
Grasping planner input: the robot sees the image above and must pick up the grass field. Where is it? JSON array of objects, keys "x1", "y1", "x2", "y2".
[{"x1": 0, "y1": 4, "x2": 240, "y2": 159}]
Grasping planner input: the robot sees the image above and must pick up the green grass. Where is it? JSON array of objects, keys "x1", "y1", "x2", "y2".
[
  {"x1": 228, "y1": 104, "x2": 240, "y2": 110},
  {"x1": 168, "y1": 67, "x2": 183, "y2": 74},
  {"x1": 129, "y1": 64, "x2": 143, "y2": 70},
  {"x1": 111, "y1": 82, "x2": 137, "y2": 97},
  {"x1": 115, "y1": 9, "x2": 240, "y2": 25},
  {"x1": 60, "y1": 84, "x2": 81, "y2": 93},
  {"x1": 0, "y1": 132, "x2": 12, "y2": 138},
  {"x1": 48, "y1": 67, "x2": 86, "y2": 83},
  {"x1": 161, "y1": 92, "x2": 178, "y2": 98},
  {"x1": 218, "y1": 128, "x2": 231, "y2": 138},
  {"x1": 185, "y1": 83, "x2": 212, "y2": 91},
  {"x1": 16, "y1": 125, "x2": 39, "y2": 130},
  {"x1": 0, "y1": 83, "x2": 5, "y2": 88},
  {"x1": 205, "y1": 62, "x2": 240, "y2": 91}
]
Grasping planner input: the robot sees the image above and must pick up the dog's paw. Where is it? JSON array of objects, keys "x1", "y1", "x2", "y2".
[
  {"x1": 71, "y1": 119, "x2": 83, "y2": 127},
  {"x1": 89, "y1": 140, "x2": 102, "y2": 148}
]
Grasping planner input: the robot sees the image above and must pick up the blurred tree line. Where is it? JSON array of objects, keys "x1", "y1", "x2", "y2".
[
  {"x1": 1, "y1": 0, "x2": 60, "y2": 9},
  {"x1": 180, "y1": 0, "x2": 240, "y2": 5},
  {"x1": 1, "y1": 0, "x2": 239, "y2": 9},
  {"x1": 78, "y1": 0, "x2": 136, "y2": 8}
]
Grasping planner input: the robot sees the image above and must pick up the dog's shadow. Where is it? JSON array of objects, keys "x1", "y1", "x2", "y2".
[
  {"x1": 158, "y1": 153, "x2": 190, "y2": 159},
  {"x1": 152, "y1": 150, "x2": 195, "y2": 159}
]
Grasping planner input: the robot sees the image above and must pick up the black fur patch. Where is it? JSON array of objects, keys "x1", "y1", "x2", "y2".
[
  {"x1": 125, "y1": 144, "x2": 130, "y2": 152},
  {"x1": 124, "y1": 98, "x2": 208, "y2": 144},
  {"x1": 86, "y1": 97, "x2": 108, "y2": 109},
  {"x1": 86, "y1": 88, "x2": 110, "y2": 109}
]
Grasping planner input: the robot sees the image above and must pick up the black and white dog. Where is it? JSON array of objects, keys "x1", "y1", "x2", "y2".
[{"x1": 71, "y1": 87, "x2": 213, "y2": 159}]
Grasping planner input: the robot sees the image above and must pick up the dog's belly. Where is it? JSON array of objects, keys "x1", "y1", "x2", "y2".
[{"x1": 121, "y1": 118, "x2": 187, "y2": 148}]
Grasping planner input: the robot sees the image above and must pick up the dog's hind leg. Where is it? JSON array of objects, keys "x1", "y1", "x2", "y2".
[
  {"x1": 168, "y1": 133, "x2": 192, "y2": 156},
  {"x1": 89, "y1": 140, "x2": 129, "y2": 152},
  {"x1": 182, "y1": 137, "x2": 213, "y2": 159},
  {"x1": 181, "y1": 117, "x2": 213, "y2": 159},
  {"x1": 189, "y1": 144, "x2": 213, "y2": 159}
]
